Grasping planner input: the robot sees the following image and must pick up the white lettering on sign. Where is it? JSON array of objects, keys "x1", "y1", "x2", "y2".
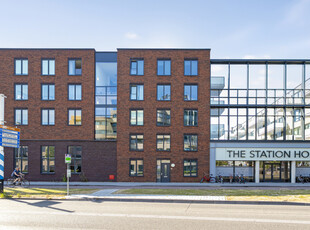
[{"x1": 216, "y1": 148, "x2": 310, "y2": 161}]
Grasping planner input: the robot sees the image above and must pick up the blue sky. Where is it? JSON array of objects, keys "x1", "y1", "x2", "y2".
[{"x1": 1, "y1": 0, "x2": 310, "y2": 58}]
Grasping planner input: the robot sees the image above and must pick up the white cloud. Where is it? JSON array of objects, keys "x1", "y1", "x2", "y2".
[{"x1": 125, "y1": 32, "x2": 139, "y2": 40}]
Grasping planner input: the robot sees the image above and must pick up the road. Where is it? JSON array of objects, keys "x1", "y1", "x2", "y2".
[{"x1": 0, "y1": 200, "x2": 310, "y2": 229}]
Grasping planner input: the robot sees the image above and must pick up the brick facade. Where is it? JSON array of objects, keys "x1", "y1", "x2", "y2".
[{"x1": 117, "y1": 49, "x2": 211, "y2": 182}]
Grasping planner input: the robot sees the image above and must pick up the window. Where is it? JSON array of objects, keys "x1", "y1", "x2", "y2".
[
  {"x1": 184, "y1": 60, "x2": 198, "y2": 76},
  {"x1": 130, "y1": 109, "x2": 143, "y2": 126},
  {"x1": 130, "y1": 59, "x2": 144, "y2": 75},
  {"x1": 41, "y1": 146, "x2": 55, "y2": 174},
  {"x1": 130, "y1": 134, "x2": 144, "y2": 151},
  {"x1": 184, "y1": 159, "x2": 197, "y2": 177},
  {"x1": 14, "y1": 146, "x2": 28, "y2": 173},
  {"x1": 68, "y1": 146, "x2": 82, "y2": 174},
  {"x1": 157, "y1": 60, "x2": 171, "y2": 76},
  {"x1": 130, "y1": 84, "x2": 144, "y2": 100},
  {"x1": 15, "y1": 59, "x2": 28, "y2": 75},
  {"x1": 15, "y1": 109, "x2": 28, "y2": 125},
  {"x1": 42, "y1": 59, "x2": 55, "y2": 75},
  {"x1": 41, "y1": 109, "x2": 55, "y2": 125},
  {"x1": 184, "y1": 85, "x2": 198, "y2": 101},
  {"x1": 157, "y1": 109, "x2": 171, "y2": 126},
  {"x1": 157, "y1": 84, "x2": 171, "y2": 101},
  {"x1": 184, "y1": 109, "x2": 198, "y2": 126},
  {"x1": 68, "y1": 84, "x2": 82, "y2": 100},
  {"x1": 68, "y1": 59, "x2": 82, "y2": 75},
  {"x1": 184, "y1": 134, "x2": 198, "y2": 151},
  {"x1": 15, "y1": 84, "x2": 28, "y2": 100},
  {"x1": 68, "y1": 109, "x2": 82, "y2": 125},
  {"x1": 130, "y1": 159, "x2": 144, "y2": 176},
  {"x1": 156, "y1": 134, "x2": 171, "y2": 151},
  {"x1": 42, "y1": 84, "x2": 55, "y2": 100}
]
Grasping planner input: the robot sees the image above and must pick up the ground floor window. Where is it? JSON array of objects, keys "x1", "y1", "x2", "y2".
[
  {"x1": 216, "y1": 161, "x2": 254, "y2": 182},
  {"x1": 296, "y1": 161, "x2": 310, "y2": 177},
  {"x1": 14, "y1": 146, "x2": 28, "y2": 173},
  {"x1": 183, "y1": 159, "x2": 197, "y2": 177},
  {"x1": 68, "y1": 146, "x2": 82, "y2": 174},
  {"x1": 41, "y1": 146, "x2": 55, "y2": 174},
  {"x1": 259, "y1": 161, "x2": 290, "y2": 182},
  {"x1": 130, "y1": 159, "x2": 144, "y2": 176}
]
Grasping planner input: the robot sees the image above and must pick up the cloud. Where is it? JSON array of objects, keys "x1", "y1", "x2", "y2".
[{"x1": 125, "y1": 32, "x2": 139, "y2": 40}]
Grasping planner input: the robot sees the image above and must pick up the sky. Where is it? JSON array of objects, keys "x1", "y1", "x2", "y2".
[{"x1": 1, "y1": 0, "x2": 310, "y2": 59}]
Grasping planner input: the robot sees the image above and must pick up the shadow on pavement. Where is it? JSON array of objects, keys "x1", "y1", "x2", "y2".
[{"x1": 12, "y1": 199, "x2": 74, "y2": 213}]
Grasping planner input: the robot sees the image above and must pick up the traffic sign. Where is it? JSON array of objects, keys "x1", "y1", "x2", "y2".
[
  {"x1": 0, "y1": 126, "x2": 20, "y2": 148},
  {"x1": 65, "y1": 154, "x2": 71, "y2": 164}
]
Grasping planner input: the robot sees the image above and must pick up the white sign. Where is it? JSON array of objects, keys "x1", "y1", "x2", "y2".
[
  {"x1": 216, "y1": 148, "x2": 310, "y2": 161},
  {"x1": 67, "y1": 169, "x2": 71, "y2": 178}
]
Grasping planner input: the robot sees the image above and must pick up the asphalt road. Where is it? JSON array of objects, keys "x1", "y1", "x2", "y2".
[{"x1": 0, "y1": 200, "x2": 310, "y2": 230}]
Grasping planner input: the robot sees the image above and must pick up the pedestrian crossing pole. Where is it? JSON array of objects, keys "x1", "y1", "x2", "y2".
[{"x1": 0, "y1": 94, "x2": 6, "y2": 193}]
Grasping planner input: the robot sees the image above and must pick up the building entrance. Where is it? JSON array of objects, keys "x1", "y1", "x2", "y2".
[{"x1": 260, "y1": 161, "x2": 290, "y2": 182}]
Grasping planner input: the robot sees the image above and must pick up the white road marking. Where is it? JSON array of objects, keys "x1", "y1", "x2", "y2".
[{"x1": 0, "y1": 209, "x2": 309, "y2": 225}]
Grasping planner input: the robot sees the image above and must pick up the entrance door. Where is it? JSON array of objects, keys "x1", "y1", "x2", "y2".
[
  {"x1": 160, "y1": 163, "x2": 170, "y2": 182},
  {"x1": 263, "y1": 163, "x2": 281, "y2": 182}
]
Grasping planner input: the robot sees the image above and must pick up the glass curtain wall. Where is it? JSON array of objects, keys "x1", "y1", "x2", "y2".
[
  {"x1": 95, "y1": 61, "x2": 117, "y2": 140},
  {"x1": 211, "y1": 61, "x2": 310, "y2": 141}
]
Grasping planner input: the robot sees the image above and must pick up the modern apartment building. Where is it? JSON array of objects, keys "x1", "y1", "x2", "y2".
[{"x1": 1, "y1": 48, "x2": 310, "y2": 183}]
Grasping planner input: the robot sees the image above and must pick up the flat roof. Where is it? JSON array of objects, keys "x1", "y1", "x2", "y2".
[
  {"x1": 211, "y1": 59, "x2": 310, "y2": 64},
  {"x1": 117, "y1": 48, "x2": 211, "y2": 50}
]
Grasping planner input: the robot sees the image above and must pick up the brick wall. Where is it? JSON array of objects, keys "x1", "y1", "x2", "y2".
[{"x1": 117, "y1": 49, "x2": 211, "y2": 182}]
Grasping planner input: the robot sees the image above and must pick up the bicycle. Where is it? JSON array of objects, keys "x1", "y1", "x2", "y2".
[{"x1": 6, "y1": 174, "x2": 30, "y2": 188}]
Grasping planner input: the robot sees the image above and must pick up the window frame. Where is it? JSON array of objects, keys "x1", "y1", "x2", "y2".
[
  {"x1": 183, "y1": 159, "x2": 198, "y2": 177},
  {"x1": 14, "y1": 58, "x2": 28, "y2": 75},
  {"x1": 129, "y1": 158, "x2": 144, "y2": 177},
  {"x1": 130, "y1": 109, "x2": 144, "y2": 126},
  {"x1": 184, "y1": 84, "x2": 198, "y2": 101},
  {"x1": 184, "y1": 59, "x2": 198, "y2": 76},
  {"x1": 184, "y1": 109, "x2": 198, "y2": 126},
  {"x1": 14, "y1": 108, "x2": 28, "y2": 126},
  {"x1": 68, "y1": 84, "x2": 82, "y2": 101},
  {"x1": 41, "y1": 58, "x2": 55, "y2": 76},
  {"x1": 130, "y1": 84, "x2": 144, "y2": 101},
  {"x1": 14, "y1": 146, "x2": 29, "y2": 174},
  {"x1": 183, "y1": 134, "x2": 198, "y2": 152},
  {"x1": 68, "y1": 58, "x2": 82, "y2": 76},
  {"x1": 41, "y1": 83, "x2": 55, "y2": 101},
  {"x1": 156, "y1": 134, "x2": 171, "y2": 151},
  {"x1": 14, "y1": 83, "x2": 28, "y2": 101},
  {"x1": 40, "y1": 145, "x2": 55, "y2": 174},
  {"x1": 157, "y1": 84, "x2": 171, "y2": 101},
  {"x1": 68, "y1": 109, "x2": 82, "y2": 126},
  {"x1": 130, "y1": 59, "x2": 144, "y2": 76},
  {"x1": 157, "y1": 59, "x2": 171, "y2": 76},
  {"x1": 129, "y1": 134, "x2": 144, "y2": 151},
  {"x1": 67, "y1": 146, "x2": 82, "y2": 174},
  {"x1": 41, "y1": 108, "x2": 55, "y2": 126},
  {"x1": 156, "y1": 109, "x2": 171, "y2": 126}
]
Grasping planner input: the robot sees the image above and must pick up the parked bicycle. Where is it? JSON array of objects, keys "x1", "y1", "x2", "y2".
[
  {"x1": 6, "y1": 174, "x2": 30, "y2": 188},
  {"x1": 237, "y1": 174, "x2": 246, "y2": 184}
]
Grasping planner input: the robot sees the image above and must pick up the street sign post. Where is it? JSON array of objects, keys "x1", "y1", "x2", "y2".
[{"x1": 65, "y1": 154, "x2": 71, "y2": 196}]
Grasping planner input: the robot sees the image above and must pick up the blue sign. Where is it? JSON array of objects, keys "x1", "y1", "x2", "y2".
[{"x1": 0, "y1": 128, "x2": 20, "y2": 148}]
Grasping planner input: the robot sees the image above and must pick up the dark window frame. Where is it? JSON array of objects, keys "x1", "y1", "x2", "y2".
[
  {"x1": 156, "y1": 134, "x2": 171, "y2": 151},
  {"x1": 156, "y1": 109, "x2": 171, "y2": 126},
  {"x1": 184, "y1": 84, "x2": 198, "y2": 101},
  {"x1": 14, "y1": 108, "x2": 28, "y2": 126},
  {"x1": 40, "y1": 145, "x2": 55, "y2": 174},
  {"x1": 129, "y1": 158, "x2": 144, "y2": 177},
  {"x1": 14, "y1": 146, "x2": 29, "y2": 174},
  {"x1": 129, "y1": 134, "x2": 144, "y2": 151},
  {"x1": 130, "y1": 109, "x2": 144, "y2": 126},
  {"x1": 68, "y1": 109, "x2": 82, "y2": 126},
  {"x1": 184, "y1": 109, "x2": 198, "y2": 126},
  {"x1": 41, "y1": 58, "x2": 55, "y2": 76},
  {"x1": 130, "y1": 84, "x2": 144, "y2": 101},
  {"x1": 41, "y1": 83, "x2": 55, "y2": 101},
  {"x1": 157, "y1": 59, "x2": 171, "y2": 76},
  {"x1": 183, "y1": 159, "x2": 198, "y2": 177},
  {"x1": 14, "y1": 58, "x2": 28, "y2": 76},
  {"x1": 41, "y1": 108, "x2": 55, "y2": 126},
  {"x1": 130, "y1": 59, "x2": 144, "y2": 76},
  {"x1": 157, "y1": 84, "x2": 171, "y2": 101},
  {"x1": 68, "y1": 84, "x2": 82, "y2": 101},
  {"x1": 183, "y1": 134, "x2": 198, "y2": 152},
  {"x1": 14, "y1": 83, "x2": 28, "y2": 101},
  {"x1": 184, "y1": 59, "x2": 198, "y2": 76},
  {"x1": 67, "y1": 146, "x2": 82, "y2": 174},
  {"x1": 68, "y1": 58, "x2": 82, "y2": 76}
]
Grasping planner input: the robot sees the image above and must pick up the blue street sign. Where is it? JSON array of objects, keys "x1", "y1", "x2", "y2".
[{"x1": 0, "y1": 128, "x2": 20, "y2": 148}]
